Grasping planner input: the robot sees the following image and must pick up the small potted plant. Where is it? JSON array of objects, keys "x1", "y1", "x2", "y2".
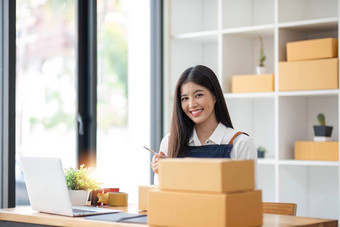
[
  {"x1": 313, "y1": 113, "x2": 333, "y2": 140},
  {"x1": 256, "y1": 35, "x2": 266, "y2": 75},
  {"x1": 65, "y1": 164, "x2": 102, "y2": 206},
  {"x1": 257, "y1": 146, "x2": 267, "y2": 158}
]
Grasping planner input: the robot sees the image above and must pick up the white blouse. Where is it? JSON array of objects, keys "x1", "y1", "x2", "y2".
[{"x1": 154, "y1": 123, "x2": 258, "y2": 186}]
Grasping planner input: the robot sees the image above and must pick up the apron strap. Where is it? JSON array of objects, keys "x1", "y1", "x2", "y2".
[{"x1": 228, "y1": 131, "x2": 249, "y2": 145}]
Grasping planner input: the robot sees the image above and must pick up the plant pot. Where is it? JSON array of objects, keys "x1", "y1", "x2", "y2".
[
  {"x1": 257, "y1": 150, "x2": 265, "y2": 158},
  {"x1": 256, "y1": 66, "x2": 266, "y2": 75},
  {"x1": 313, "y1": 126, "x2": 333, "y2": 137},
  {"x1": 69, "y1": 190, "x2": 89, "y2": 206}
]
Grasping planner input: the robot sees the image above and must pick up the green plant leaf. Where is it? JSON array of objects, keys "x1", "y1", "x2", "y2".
[
  {"x1": 317, "y1": 113, "x2": 326, "y2": 126},
  {"x1": 258, "y1": 35, "x2": 266, "y2": 67},
  {"x1": 257, "y1": 146, "x2": 267, "y2": 153},
  {"x1": 64, "y1": 165, "x2": 102, "y2": 191}
]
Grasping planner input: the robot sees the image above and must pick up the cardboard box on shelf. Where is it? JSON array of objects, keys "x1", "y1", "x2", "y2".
[
  {"x1": 231, "y1": 74, "x2": 274, "y2": 93},
  {"x1": 295, "y1": 141, "x2": 339, "y2": 161},
  {"x1": 148, "y1": 189, "x2": 262, "y2": 227},
  {"x1": 138, "y1": 185, "x2": 158, "y2": 211},
  {"x1": 287, "y1": 38, "x2": 338, "y2": 61},
  {"x1": 159, "y1": 158, "x2": 254, "y2": 193},
  {"x1": 279, "y1": 58, "x2": 338, "y2": 91}
]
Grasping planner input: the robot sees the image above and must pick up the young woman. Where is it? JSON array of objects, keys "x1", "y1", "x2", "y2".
[{"x1": 151, "y1": 65, "x2": 257, "y2": 182}]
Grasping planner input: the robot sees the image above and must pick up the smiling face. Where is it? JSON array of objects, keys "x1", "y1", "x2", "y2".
[{"x1": 180, "y1": 81, "x2": 217, "y2": 127}]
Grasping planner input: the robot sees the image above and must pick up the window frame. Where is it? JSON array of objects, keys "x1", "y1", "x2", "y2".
[
  {"x1": 76, "y1": 0, "x2": 98, "y2": 168},
  {"x1": 0, "y1": 0, "x2": 16, "y2": 208},
  {"x1": 150, "y1": 0, "x2": 164, "y2": 184}
]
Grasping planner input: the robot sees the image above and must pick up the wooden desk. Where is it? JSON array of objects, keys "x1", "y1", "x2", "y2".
[{"x1": 0, "y1": 205, "x2": 337, "y2": 227}]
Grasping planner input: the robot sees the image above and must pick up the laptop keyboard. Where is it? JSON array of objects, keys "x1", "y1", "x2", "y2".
[{"x1": 73, "y1": 208, "x2": 97, "y2": 214}]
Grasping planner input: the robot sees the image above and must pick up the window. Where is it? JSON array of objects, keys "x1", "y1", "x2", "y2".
[
  {"x1": 14, "y1": 0, "x2": 151, "y2": 206},
  {"x1": 96, "y1": 0, "x2": 151, "y2": 203},
  {"x1": 16, "y1": 0, "x2": 77, "y2": 205}
]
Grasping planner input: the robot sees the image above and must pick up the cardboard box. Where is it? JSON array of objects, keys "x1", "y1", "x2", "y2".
[
  {"x1": 97, "y1": 192, "x2": 128, "y2": 206},
  {"x1": 90, "y1": 188, "x2": 119, "y2": 205},
  {"x1": 279, "y1": 58, "x2": 338, "y2": 91},
  {"x1": 159, "y1": 158, "x2": 254, "y2": 193},
  {"x1": 108, "y1": 192, "x2": 128, "y2": 206},
  {"x1": 148, "y1": 190, "x2": 262, "y2": 227},
  {"x1": 287, "y1": 38, "x2": 338, "y2": 61},
  {"x1": 138, "y1": 185, "x2": 158, "y2": 210},
  {"x1": 295, "y1": 141, "x2": 339, "y2": 161},
  {"x1": 232, "y1": 74, "x2": 274, "y2": 93}
]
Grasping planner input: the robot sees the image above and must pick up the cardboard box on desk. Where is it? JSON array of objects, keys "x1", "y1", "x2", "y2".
[
  {"x1": 89, "y1": 188, "x2": 119, "y2": 205},
  {"x1": 295, "y1": 141, "x2": 339, "y2": 161},
  {"x1": 108, "y1": 192, "x2": 128, "y2": 206},
  {"x1": 232, "y1": 74, "x2": 274, "y2": 93},
  {"x1": 148, "y1": 189, "x2": 262, "y2": 227},
  {"x1": 138, "y1": 185, "x2": 158, "y2": 211},
  {"x1": 279, "y1": 58, "x2": 338, "y2": 91},
  {"x1": 159, "y1": 158, "x2": 255, "y2": 193},
  {"x1": 287, "y1": 38, "x2": 338, "y2": 61},
  {"x1": 97, "y1": 192, "x2": 128, "y2": 206}
]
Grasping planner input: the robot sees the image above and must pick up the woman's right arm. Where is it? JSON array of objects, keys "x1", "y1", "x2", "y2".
[
  {"x1": 151, "y1": 152, "x2": 166, "y2": 174},
  {"x1": 151, "y1": 134, "x2": 169, "y2": 174}
]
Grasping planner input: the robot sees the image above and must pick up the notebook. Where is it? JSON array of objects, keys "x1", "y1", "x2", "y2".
[
  {"x1": 21, "y1": 157, "x2": 120, "y2": 217},
  {"x1": 85, "y1": 213, "x2": 147, "y2": 224}
]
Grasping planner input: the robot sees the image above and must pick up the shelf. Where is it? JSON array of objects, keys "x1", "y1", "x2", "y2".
[
  {"x1": 222, "y1": 34, "x2": 275, "y2": 93},
  {"x1": 227, "y1": 99, "x2": 275, "y2": 158},
  {"x1": 279, "y1": 17, "x2": 338, "y2": 32},
  {"x1": 279, "y1": 160, "x2": 339, "y2": 167},
  {"x1": 166, "y1": 0, "x2": 340, "y2": 220},
  {"x1": 169, "y1": 0, "x2": 218, "y2": 35},
  {"x1": 278, "y1": 0, "x2": 338, "y2": 25},
  {"x1": 222, "y1": 24, "x2": 274, "y2": 38},
  {"x1": 222, "y1": 0, "x2": 274, "y2": 30},
  {"x1": 224, "y1": 92, "x2": 275, "y2": 99},
  {"x1": 172, "y1": 30, "x2": 218, "y2": 42},
  {"x1": 278, "y1": 89, "x2": 339, "y2": 97},
  {"x1": 225, "y1": 90, "x2": 339, "y2": 99},
  {"x1": 278, "y1": 96, "x2": 338, "y2": 160},
  {"x1": 258, "y1": 159, "x2": 276, "y2": 165}
]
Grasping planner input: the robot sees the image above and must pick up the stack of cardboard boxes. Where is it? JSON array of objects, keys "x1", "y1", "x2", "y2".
[
  {"x1": 279, "y1": 37, "x2": 338, "y2": 91},
  {"x1": 148, "y1": 158, "x2": 262, "y2": 227},
  {"x1": 138, "y1": 185, "x2": 158, "y2": 211}
]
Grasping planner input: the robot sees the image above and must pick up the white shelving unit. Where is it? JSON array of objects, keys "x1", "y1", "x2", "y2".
[{"x1": 164, "y1": 0, "x2": 340, "y2": 221}]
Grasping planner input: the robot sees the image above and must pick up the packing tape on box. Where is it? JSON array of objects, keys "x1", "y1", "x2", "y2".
[{"x1": 97, "y1": 192, "x2": 128, "y2": 206}]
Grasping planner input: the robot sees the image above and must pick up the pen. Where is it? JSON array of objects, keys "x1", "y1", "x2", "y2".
[{"x1": 143, "y1": 146, "x2": 158, "y2": 155}]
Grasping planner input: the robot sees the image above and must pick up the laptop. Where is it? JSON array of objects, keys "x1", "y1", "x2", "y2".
[{"x1": 21, "y1": 157, "x2": 121, "y2": 217}]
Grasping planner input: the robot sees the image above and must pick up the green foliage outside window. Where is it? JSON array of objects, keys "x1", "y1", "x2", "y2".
[
  {"x1": 24, "y1": 0, "x2": 129, "y2": 133},
  {"x1": 97, "y1": 10, "x2": 128, "y2": 131}
]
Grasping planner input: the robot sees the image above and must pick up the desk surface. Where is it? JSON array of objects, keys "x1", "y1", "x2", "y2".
[{"x1": 0, "y1": 205, "x2": 337, "y2": 227}]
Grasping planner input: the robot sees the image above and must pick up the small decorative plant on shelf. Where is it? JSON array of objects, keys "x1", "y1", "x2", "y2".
[
  {"x1": 65, "y1": 165, "x2": 102, "y2": 206},
  {"x1": 257, "y1": 146, "x2": 267, "y2": 158},
  {"x1": 256, "y1": 35, "x2": 266, "y2": 75},
  {"x1": 313, "y1": 113, "x2": 333, "y2": 141}
]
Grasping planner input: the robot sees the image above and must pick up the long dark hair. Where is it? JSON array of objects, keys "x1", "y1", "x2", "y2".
[{"x1": 168, "y1": 65, "x2": 233, "y2": 158}]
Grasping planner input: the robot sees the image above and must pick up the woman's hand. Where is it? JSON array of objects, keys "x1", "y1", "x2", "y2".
[{"x1": 151, "y1": 152, "x2": 166, "y2": 174}]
